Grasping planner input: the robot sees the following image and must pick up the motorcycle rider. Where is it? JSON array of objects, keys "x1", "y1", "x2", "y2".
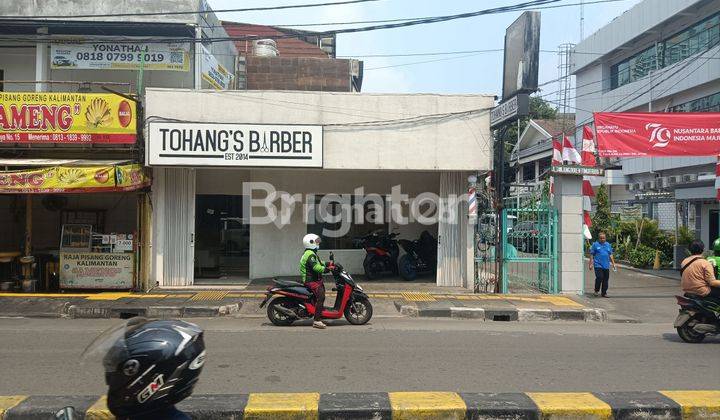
[
  {"x1": 300, "y1": 233, "x2": 334, "y2": 329},
  {"x1": 681, "y1": 240, "x2": 720, "y2": 300},
  {"x1": 82, "y1": 318, "x2": 206, "y2": 420}
]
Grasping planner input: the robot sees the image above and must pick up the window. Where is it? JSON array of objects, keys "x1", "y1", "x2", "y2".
[
  {"x1": 307, "y1": 195, "x2": 389, "y2": 249},
  {"x1": 610, "y1": 11, "x2": 720, "y2": 89},
  {"x1": 668, "y1": 92, "x2": 720, "y2": 113},
  {"x1": 538, "y1": 157, "x2": 552, "y2": 179},
  {"x1": 522, "y1": 164, "x2": 535, "y2": 182}
]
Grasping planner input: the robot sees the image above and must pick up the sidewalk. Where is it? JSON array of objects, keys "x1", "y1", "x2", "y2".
[{"x1": 0, "y1": 288, "x2": 606, "y2": 322}]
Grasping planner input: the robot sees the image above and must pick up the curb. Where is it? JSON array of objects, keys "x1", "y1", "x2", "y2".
[
  {"x1": 398, "y1": 303, "x2": 608, "y2": 322},
  {"x1": 0, "y1": 391, "x2": 717, "y2": 419},
  {"x1": 62, "y1": 302, "x2": 242, "y2": 319}
]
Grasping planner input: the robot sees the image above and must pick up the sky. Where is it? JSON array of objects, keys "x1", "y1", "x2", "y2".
[{"x1": 209, "y1": 0, "x2": 643, "y2": 98}]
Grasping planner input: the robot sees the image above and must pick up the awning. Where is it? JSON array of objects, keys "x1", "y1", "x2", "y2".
[
  {"x1": 0, "y1": 162, "x2": 150, "y2": 193},
  {"x1": 0, "y1": 159, "x2": 131, "y2": 167}
]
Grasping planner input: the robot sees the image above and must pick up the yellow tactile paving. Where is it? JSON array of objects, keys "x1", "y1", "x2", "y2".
[
  {"x1": 0, "y1": 396, "x2": 26, "y2": 417},
  {"x1": 660, "y1": 390, "x2": 720, "y2": 418},
  {"x1": 389, "y1": 392, "x2": 466, "y2": 420},
  {"x1": 85, "y1": 396, "x2": 113, "y2": 420},
  {"x1": 527, "y1": 392, "x2": 612, "y2": 419},
  {"x1": 244, "y1": 393, "x2": 319, "y2": 420},
  {"x1": 401, "y1": 292, "x2": 436, "y2": 302},
  {"x1": 189, "y1": 291, "x2": 229, "y2": 301}
]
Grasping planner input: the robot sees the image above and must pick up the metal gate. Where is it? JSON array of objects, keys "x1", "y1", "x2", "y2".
[{"x1": 501, "y1": 194, "x2": 558, "y2": 293}]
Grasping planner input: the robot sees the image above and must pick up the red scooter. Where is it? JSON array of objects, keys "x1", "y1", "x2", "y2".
[{"x1": 260, "y1": 253, "x2": 373, "y2": 326}]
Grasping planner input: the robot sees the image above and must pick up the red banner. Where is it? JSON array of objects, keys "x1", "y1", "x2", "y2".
[{"x1": 594, "y1": 112, "x2": 720, "y2": 157}]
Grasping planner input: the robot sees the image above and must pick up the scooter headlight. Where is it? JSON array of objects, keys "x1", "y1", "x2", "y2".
[{"x1": 355, "y1": 284, "x2": 363, "y2": 291}]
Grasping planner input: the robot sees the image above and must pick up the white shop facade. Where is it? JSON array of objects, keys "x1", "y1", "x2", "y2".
[{"x1": 144, "y1": 89, "x2": 493, "y2": 288}]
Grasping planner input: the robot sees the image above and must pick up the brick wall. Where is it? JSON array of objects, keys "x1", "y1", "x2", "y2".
[{"x1": 245, "y1": 56, "x2": 351, "y2": 91}]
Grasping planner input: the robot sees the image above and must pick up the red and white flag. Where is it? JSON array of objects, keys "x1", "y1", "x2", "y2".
[
  {"x1": 582, "y1": 179, "x2": 595, "y2": 212},
  {"x1": 715, "y1": 155, "x2": 720, "y2": 200},
  {"x1": 581, "y1": 125, "x2": 597, "y2": 167},
  {"x1": 562, "y1": 136, "x2": 582, "y2": 165},
  {"x1": 583, "y1": 211, "x2": 593, "y2": 240},
  {"x1": 552, "y1": 138, "x2": 563, "y2": 165}
]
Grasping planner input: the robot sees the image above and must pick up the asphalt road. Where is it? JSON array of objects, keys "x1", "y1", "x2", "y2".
[{"x1": 0, "y1": 317, "x2": 717, "y2": 395}]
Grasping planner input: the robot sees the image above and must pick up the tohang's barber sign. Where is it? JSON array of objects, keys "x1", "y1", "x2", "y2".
[{"x1": 146, "y1": 122, "x2": 323, "y2": 168}]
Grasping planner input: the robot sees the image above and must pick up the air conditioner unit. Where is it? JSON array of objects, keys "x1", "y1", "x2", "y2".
[
  {"x1": 633, "y1": 182, "x2": 643, "y2": 191},
  {"x1": 627, "y1": 183, "x2": 635, "y2": 191},
  {"x1": 657, "y1": 177, "x2": 670, "y2": 189},
  {"x1": 644, "y1": 181, "x2": 656, "y2": 190},
  {"x1": 668, "y1": 175, "x2": 682, "y2": 185},
  {"x1": 682, "y1": 174, "x2": 698, "y2": 183}
]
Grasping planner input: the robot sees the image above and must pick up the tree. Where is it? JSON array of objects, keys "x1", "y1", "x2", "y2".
[{"x1": 592, "y1": 184, "x2": 612, "y2": 239}]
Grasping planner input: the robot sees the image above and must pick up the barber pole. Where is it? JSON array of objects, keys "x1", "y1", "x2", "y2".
[{"x1": 468, "y1": 186, "x2": 477, "y2": 216}]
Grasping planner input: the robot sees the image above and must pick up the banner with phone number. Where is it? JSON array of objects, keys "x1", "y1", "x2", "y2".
[
  {"x1": 0, "y1": 163, "x2": 150, "y2": 193},
  {"x1": 51, "y1": 40, "x2": 190, "y2": 71},
  {"x1": 0, "y1": 92, "x2": 137, "y2": 144}
]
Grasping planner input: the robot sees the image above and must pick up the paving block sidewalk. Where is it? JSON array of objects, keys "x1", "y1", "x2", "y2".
[
  {"x1": 394, "y1": 292, "x2": 608, "y2": 322},
  {"x1": 1, "y1": 391, "x2": 718, "y2": 419}
]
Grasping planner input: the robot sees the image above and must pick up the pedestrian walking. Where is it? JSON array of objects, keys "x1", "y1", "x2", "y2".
[{"x1": 589, "y1": 232, "x2": 617, "y2": 297}]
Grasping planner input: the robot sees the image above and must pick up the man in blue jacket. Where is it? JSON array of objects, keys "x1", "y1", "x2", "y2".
[{"x1": 589, "y1": 232, "x2": 617, "y2": 297}]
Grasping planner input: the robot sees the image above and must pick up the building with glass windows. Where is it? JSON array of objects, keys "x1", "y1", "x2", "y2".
[{"x1": 572, "y1": 0, "x2": 720, "y2": 250}]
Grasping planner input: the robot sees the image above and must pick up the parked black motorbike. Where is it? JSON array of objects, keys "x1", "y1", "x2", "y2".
[
  {"x1": 397, "y1": 230, "x2": 437, "y2": 281},
  {"x1": 353, "y1": 230, "x2": 399, "y2": 280},
  {"x1": 674, "y1": 293, "x2": 720, "y2": 343}
]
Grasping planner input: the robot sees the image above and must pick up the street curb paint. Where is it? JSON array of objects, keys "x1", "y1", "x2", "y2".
[
  {"x1": 450, "y1": 307, "x2": 486, "y2": 319},
  {"x1": 4, "y1": 391, "x2": 718, "y2": 419}
]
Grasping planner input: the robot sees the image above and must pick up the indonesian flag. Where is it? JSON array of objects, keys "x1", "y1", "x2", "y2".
[
  {"x1": 583, "y1": 211, "x2": 593, "y2": 240},
  {"x1": 552, "y1": 139, "x2": 563, "y2": 165},
  {"x1": 582, "y1": 179, "x2": 594, "y2": 212},
  {"x1": 581, "y1": 125, "x2": 597, "y2": 167},
  {"x1": 715, "y1": 155, "x2": 720, "y2": 200},
  {"x1": 562, "y1": 136, "x2": 582, "y2": 165}
]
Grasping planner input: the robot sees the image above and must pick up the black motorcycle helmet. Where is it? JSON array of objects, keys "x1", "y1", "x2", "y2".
[{"x1": 82, "y1": 318, "x2": 205, "y2": 418}]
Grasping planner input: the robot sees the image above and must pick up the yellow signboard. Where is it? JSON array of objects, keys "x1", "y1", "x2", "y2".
[
  {"x1": 0, "y1": 92, "x2": 137, "y2": 144},
  {"x1": 0, "y1": 164, "x2": 150, "y2": 193}
]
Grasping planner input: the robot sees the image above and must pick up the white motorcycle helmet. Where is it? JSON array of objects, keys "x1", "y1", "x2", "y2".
[{"x1": 303, "y1": 233, "x2": 321, "y2": 250}]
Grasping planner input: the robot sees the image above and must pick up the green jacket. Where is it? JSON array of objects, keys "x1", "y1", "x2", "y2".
[{"x1": 300, "y1": 249, "x2": 325, "y2": 283}]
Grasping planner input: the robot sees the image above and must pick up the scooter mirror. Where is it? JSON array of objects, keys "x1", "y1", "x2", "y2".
[
  {"x1": 329, "y1": 252, "x2": 334, "y2": 261},
  {"x1": 55, "y1": 407, "x2": 77, "y2": 420}
]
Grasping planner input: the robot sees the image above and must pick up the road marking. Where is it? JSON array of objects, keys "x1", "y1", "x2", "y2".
[
  {"x1": 660, "y1": 390, "x2": 720, "y2": 418},
  {"x1": 85, "y1": 396, "x2": 113, "y2": 420},
  {"x1": 527, "y1": 392, "x2": 612, "y2": 419},
  {"x1": 389, "y1": 392, "x2": 466, "y2": 420},
  {"x1": 244, "y1": 393, "x2": 319, "y2": 420},
  {"x1": 401, "y1": 292, "x2": 436, "y2": 302},
  {"x1": 0, "y1": 396, "x2": 25, "y2": 417}
]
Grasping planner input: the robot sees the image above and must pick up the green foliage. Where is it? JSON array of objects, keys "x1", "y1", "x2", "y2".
[
  {"x1": 626, "y1": 244, "x2": 657, "y2": 268},
  {"x1": 591, "y1": 184, "x2": 613, "y2": 239},
  {"x1": 675, "y1": 225, "x2": 696, "y2": 246}
]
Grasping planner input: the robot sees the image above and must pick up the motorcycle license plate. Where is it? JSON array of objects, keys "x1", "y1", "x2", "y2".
[{"x1": 674, "y1": 312, "x2": 692, "y2": 328}]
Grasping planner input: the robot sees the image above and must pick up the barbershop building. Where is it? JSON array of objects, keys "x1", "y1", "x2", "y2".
[{"x1": 145, "y1": 89, "x2": 493, "y2": 288}]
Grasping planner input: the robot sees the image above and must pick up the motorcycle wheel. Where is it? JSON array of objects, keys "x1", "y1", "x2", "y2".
[
  {"x1": 676, "y1": 321, "x2": 706, "y2": 343},
  {"x1": 344, "y1": 298, "x2": 373, "y2": 325},
  {"x1": 267, "y1": 297, "x2": 296, "y2": 326},
  {"x1": 398, "y1": 254, "x2": 418, "y2": 281},
  {"x1": 363, "y1": 254, "x2": 382, "y2": 280}
]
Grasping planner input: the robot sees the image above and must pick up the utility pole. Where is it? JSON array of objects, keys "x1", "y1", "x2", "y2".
[{"x1": 580, "y1": 0, "x2": 585, "y2": 41}]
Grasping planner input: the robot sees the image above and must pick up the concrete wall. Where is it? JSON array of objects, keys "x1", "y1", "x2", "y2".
[
  {"x1": 144, "y1": 89, "x2": 495, "y2": 172},
  {"x1": 245, "y1": 56, "x2": 352, "y2": 92},
  {"x1": 195, "y1": 168, "x2": 440, "y2": 278},
  {"x1": 553, "y1": 175, "x2": 584, "y2": 294},
  {"x1": 0, "y1": 0, "x2": 199, "y2": 24}
]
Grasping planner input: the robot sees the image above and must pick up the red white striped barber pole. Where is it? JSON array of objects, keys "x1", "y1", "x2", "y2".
[{"x1": 468, "y1": 186, "x2": 477, "y2": 216}]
